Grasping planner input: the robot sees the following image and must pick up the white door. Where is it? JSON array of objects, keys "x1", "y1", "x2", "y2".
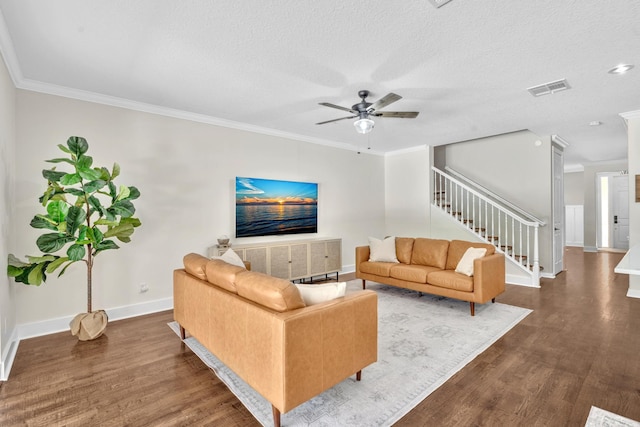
[
  {"x1": 552, "y1": 147, "x2": 564, "y2": 274},
  {"x1": 612, "y1": 175, "x2": 629, "y2": 250}
]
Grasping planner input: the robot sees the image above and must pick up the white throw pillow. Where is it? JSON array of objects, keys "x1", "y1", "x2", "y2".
[
  {"x1": 212, "y1": 248, "x2": 246, "y2": 269},
  {"x1": 368, "y1": 236, "x2": 399, "y2": 263},
  {"x1": 455, "y1": 247, "x2": 487, "y2": 276},
  {"x1": 295, "y1": 282, "x2": 347, "y2": 305}
]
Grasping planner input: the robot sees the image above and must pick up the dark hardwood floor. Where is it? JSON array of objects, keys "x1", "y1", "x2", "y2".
[{"x1": 1, "y1": 247, "x2": 639, "y2": 426}]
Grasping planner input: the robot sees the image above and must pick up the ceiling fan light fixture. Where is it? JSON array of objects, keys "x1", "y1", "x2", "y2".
[{"x1": 354, "y1": 118, "x2": 375, "y2": 134}]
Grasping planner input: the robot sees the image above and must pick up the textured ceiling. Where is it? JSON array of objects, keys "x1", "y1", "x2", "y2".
[{"x1": 0, "y1": 0, "x2": 639, "y2": 170}]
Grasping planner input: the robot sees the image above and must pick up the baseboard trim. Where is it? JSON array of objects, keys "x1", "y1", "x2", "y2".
[
  {"x1": 626, "y1": 288, "x2": 640, "y2": 299},
  {"x1": 583, "y1": 246, "x2": 598, "y2": 253},
  {"x1": 17, "y1": 297, "x2": 174, "y2": 340},
  {"x1": 0, "y1": 329, "x2": 19, "y2": 381},
  {"x1": 506, "y1": 274, "x2": 541, "y2": 288}
]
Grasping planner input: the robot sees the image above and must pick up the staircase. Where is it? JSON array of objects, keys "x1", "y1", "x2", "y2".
[{"x1": 432, "y1": 166, "x2": 545, "y2": 287}]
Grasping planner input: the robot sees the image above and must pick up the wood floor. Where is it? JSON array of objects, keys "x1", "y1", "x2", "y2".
[{"x1": 1, "y1": 247, "x2": 639, "y2": 426}]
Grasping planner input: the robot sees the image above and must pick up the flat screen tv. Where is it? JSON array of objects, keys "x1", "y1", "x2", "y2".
[{"x1": 235, "y1": 177, "x2": 318, "y2": 238}]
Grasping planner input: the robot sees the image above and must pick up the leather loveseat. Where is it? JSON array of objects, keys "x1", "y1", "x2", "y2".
[
  {"x1": 356, "y1": 238, "x2": 505, "y2": 316},
  {"x1": 173, "y1": 253, "x2": 378, "y2": 427}
]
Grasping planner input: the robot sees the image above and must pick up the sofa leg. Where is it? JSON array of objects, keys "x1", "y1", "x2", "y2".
[
  {"x1": 272, "y1": 405, "x2": 281, "y2": 427},
  {"x1": 492, "y1": 298, "x2": 496, "y2": 303},
  {"x1": 362, "y1": 279, "x2": 366, "y2": 289},
  {"x1": 470, "y1": 302, "x2": 475, "y2": 316},
  {"x1": 179, "y1": 325, "x2": 186, "y2": 340},
  {"x1": 356, "y1": 370, "x2": 362, "y2": 381}
]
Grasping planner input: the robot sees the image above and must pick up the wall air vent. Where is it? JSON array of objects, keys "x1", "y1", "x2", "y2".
[{"x1": 527, "y1": 79, "x2": 571, "y2": 97}]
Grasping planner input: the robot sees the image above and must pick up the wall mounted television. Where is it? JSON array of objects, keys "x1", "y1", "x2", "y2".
[{"x1": 235, "y1": 177, "x2": 318, "y2": 238}]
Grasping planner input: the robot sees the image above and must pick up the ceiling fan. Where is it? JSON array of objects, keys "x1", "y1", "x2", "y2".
[{"x1": 316, "y1": 90, "x2": 419, "y2": 134}]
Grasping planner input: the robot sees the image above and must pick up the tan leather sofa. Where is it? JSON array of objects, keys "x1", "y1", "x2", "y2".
[
  {"x1": 356, "y1": 238, "x2": 505, "y2": 316},
  {"x1": 173, "y1": 254, "x2": 378, "y2": 427}
]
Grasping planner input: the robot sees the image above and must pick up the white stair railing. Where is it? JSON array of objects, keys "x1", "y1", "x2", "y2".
[{"x1": 432, "y1": 166, "x2": 542, "y2": 286}]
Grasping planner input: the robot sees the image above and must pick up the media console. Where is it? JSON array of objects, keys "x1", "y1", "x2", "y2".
[{"x1": 208, "y1": 238, "x2": 342, "y2": 282}]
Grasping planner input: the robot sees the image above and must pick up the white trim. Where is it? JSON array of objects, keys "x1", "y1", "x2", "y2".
[
  {"x1": 506, "y1": 274, "x2": 540, "y2": 288},
  {"x1": 626, "y1": 287, "x2": 640, "y2": 298},
  {"x1": 619, "y1": 110, "x2": 640, "y2": 120},
  {"x1": 583, "y1": 246, "x2": 598, "y2": 253},
  {"x1": 17, "y1": 297, "x2": 173, "y2": 340},
  {"x1": 540, "y1": 272, "x2": 556, "y2": 279},
  {"x1": 0, "y1": 8, "x2": 22, "y2": 86},
  {"x1": 551, "y1": 135, "x2": 570, "y2": 148},
  {"x1": 0, "y1": 329, "x2": 19, "y2": 381}
]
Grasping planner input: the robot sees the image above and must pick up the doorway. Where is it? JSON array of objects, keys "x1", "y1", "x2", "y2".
[{"x1": 597, "y1": 172, "x2": 629, "y2": 250}]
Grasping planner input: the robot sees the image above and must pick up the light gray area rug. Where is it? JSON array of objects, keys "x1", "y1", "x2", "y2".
[
  {"x1": 585, "y1": 406, "x2": 640, "y2": 427},
  {"x1": 169, "y1": 281, "x2": 532, "y2": 426}
]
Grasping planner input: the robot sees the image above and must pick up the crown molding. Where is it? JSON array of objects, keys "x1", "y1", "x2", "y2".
[
  {"x1": 551, "y1": 134, "x2": 570, "y2": 148},
  {"x1": 0, "y1": 8, "x2": 22, "y2": 86},
  {"x1": 620, "y1": 109, "x2": 640, "y2": 121}
]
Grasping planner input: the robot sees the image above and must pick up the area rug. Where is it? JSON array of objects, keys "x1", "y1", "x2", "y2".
[
  {"x1": 585, "y1": 406, "x2": 640, "y2": 427},
  {"x1": 169, "y1": 281, "x2": 532, "y2": 426}
]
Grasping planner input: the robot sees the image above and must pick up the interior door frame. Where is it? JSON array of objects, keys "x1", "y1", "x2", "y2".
[
  {"x1": 596, "y1": 171, "x2": 630, "y2": 249},
  {"x1": 552, "y1": 146, "x2": 564, "y2": 275}
]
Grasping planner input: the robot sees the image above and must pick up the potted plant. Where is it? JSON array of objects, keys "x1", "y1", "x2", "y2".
[{"x1": 7, "y1": 136, "x2": 141, "y2": 340}]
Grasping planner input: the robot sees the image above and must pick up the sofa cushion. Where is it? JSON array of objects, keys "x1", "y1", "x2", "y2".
[
  {"x1": 211, "y1": 248, "x2": 246, "y2": 269},
  {"x1": 445, "y1": 240, "x2": 495, "y2": 271},
  {"x1": 295, "y1": 282, "x2": 347, "y2": 305},
  {"x1": 389, "y1": 264, "x2": 440, "y2": 284},
  {"x1": 395, "y1": 237, "x2": 415, "y2": 264},
  {"x1": 411, "y1": 238, "x2": 450, "y2": 269},
  {"x1": 360, "y1": 261, "x2": 394, "y2": 277},
  {"x1": 234, "y1": 271, "x2": 306, "y2": 312},
  {"x1": 183, "y1": 253, "x2": 209, "y2": 280},
  {"x1": 427, "y1": 270, "x2": 474, "y2": 292},
  {"x1": 368, "y1": 236, "x2": 399, "y2": 262},
  {"x1": 455, "y1": 247, "x2": 487, "y2": 276},
  {"x1": 205, "y1": 259, "x2": 246, "y2": 293}
]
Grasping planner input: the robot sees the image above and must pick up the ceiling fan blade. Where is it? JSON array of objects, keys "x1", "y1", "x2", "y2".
[
  {"x1": 373, "y1": 111, "x2": 419, "y2": 118},
  {"x1": 319, "y1": 102, "x2": 355, "y2": 114},
  {"x1": 316, "y1": 115, "x2": 358, "y2": 125},
  {"x1": 367, "y1": 93, "x2": 402, "y2": 112}
]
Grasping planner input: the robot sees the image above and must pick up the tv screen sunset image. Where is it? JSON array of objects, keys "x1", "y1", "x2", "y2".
[{"x1": 235, "y1": 177, "x2": 318, "y2": 238}]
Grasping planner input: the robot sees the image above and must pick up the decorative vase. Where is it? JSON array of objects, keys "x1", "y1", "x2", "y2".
[{"x1": 69, "y1": 310, "x2": 109, "y2": 341}]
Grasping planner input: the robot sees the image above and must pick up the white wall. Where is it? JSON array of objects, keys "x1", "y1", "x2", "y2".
[
  {"x1": 13, "y1": 90, "x2": 386, "y2": 329},
  {"x1": 0, "y1": 50, "x2": 16, "y2": 379},
  {"x1": 384, "y1": 146, "x2": 430, "y2": 237},
  {"x1": 626, "y1": 113, "x2": 640, "y2": 297}
]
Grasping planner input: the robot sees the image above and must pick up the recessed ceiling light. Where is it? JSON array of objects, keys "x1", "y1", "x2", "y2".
[
  {"x1": 608, "y1": 64, "x2": 634, "y2": 74},
  {"x1": 589, "y1": 121, "x2": 602, "y2": 126}
]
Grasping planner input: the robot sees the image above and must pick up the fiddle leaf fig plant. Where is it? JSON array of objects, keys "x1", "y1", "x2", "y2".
[{"x1": 7, "y1": 136, "x2": 141, "y2": 313}]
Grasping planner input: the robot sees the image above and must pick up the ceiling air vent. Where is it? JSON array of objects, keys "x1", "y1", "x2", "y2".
[
  {"x1": 428, "y1": 0, "x2": 454, "y2": 8},
  {"x1": 527, "y1": 79, "x2": 571, "y2": 97}
]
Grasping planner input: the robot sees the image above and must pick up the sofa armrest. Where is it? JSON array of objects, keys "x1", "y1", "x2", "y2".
[
  {"x1": 473, "y1": 253, "x2": 506, "y2": 303},
  {"x1": 355, "y1": 245, "x2": 370, "y2": 277}
]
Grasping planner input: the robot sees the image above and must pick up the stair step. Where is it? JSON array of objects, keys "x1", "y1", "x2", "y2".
[
  {"x1": 500, "y1": 245, "x2": 513, "y2": 254},
  {"x1": 463, "y1": 219, "x2": 473, "y2": 224},
  {"x1": 485, "y1": 235, "x2": 499, "y2": 242},
  {"x1": 474, "y1": 227, "x2": 486, "y2": 234},
  {"x1": 513, "y1": 254, "x2": 528, "y2": 262}
]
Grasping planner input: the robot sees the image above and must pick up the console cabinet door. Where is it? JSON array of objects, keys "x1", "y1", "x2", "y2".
[
  {"x1": 325, "y1": 239, "x2": 342, "y2": 273},
  {"x1": 289, "y1": 243, "x2": 309, "y2": 280},
  {"x1": 269, "y1": 245, "x2": 290, "y2": 279},
  {"x1": 309, "y1": 241, "x2": 328, "y2": 276},
  {"x1": 245, "y1": 247, "x2": 268, "y2": 274}
]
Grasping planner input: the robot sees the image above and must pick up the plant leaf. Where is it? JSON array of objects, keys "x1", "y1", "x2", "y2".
[
  {"x1": 61, "y1": 173, "x2": 82, "y2": 185},
  {"x1": 57, "y1": 143, "x2": 72, "y2": 154},
  {"x1": 84, "y1": 180, "x2": 107, "y2": 193},
  {"x1": 79, "y1": 167, "x2": 102, "y2": 181},
  {"x1": 66, "y1": 206, "x2": 86, "y2": 236},
  {"x1": 103, "y1": 223, "x2": 134, "y2": 240},
  {"x1": 36, "y1": 233, "x2": 74, "y2": 253},
  {"x1": 88, "y1": 196, "x2": 107, "y2": 217},
  {"x1": 77, "y1": 155, "x2": 93, "y2": 169},
  {"x1": 27, "y1": 262, "x2": 46, "y2": 285},
  {"x1": 65, "y1": 188, "x2": 85, "y2": 196},
  {"x1": 67, "y1": 136, "x2": 89, "y2": 157},
  {"x1": 126, "y1": 186, "x2": 141, "y2": 200},
  {"x1": 26, "y1": 254, "x2": 56, "y2": 263},
  {"x1": 7, "y1": 264, "x2": 24, "y2": 277},
  {"x1": 8, "y1": 254, "x2": 30, "y2": 267},
  {"x1": 94, "y1": 218, "x2": 118, "y2": 226},
  {"x1": 46, "y1": 256, "x2": 69, "y2": 273},
  {"x1": 46, "y1": 158, "x2": 74, "y2": 165},
  {"x1": 46, "y1": 200, "x2": 69, "y2": 223},
  {"x1": 108, "y1": 181, "x2": 117, "y2": 199},
  {"x1": 42, "y1": 169, "x2": 66, "y2": 182},
  {"x1": 111, "y1": 163, "x2": 120, "y2": 180},
  {"x1": 108, "y1": 200, "x2": 135, "y2": 218},
  {"x1": 30, "y1": 215, "x2": 58, "y2": 230},
  {"x1": 67, "y1": 244, "x2": 86, "y2": 261},
  {"x1": 115, "y1": 185, "x2": 130, "y2": 202},
  {"x1": 120, "y1": 217, "x2": 142, "y2": 227},
  {"x1": 94, "y1": 239, "x2": 119, "y2": 253}
]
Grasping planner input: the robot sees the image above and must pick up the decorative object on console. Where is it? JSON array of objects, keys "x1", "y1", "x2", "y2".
[
  {"x1": 235, "y1": 177, "x2": 318, "y2": 238},
  {"x1": 7, "y1": 136, "x2": 142, "y2": 341},
  {"x1": 217, "y1": 234, "x2": 230, "y2": 248},
  {"x1": 368, "y1": 236, "x2": 399, "y2": 262}
]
